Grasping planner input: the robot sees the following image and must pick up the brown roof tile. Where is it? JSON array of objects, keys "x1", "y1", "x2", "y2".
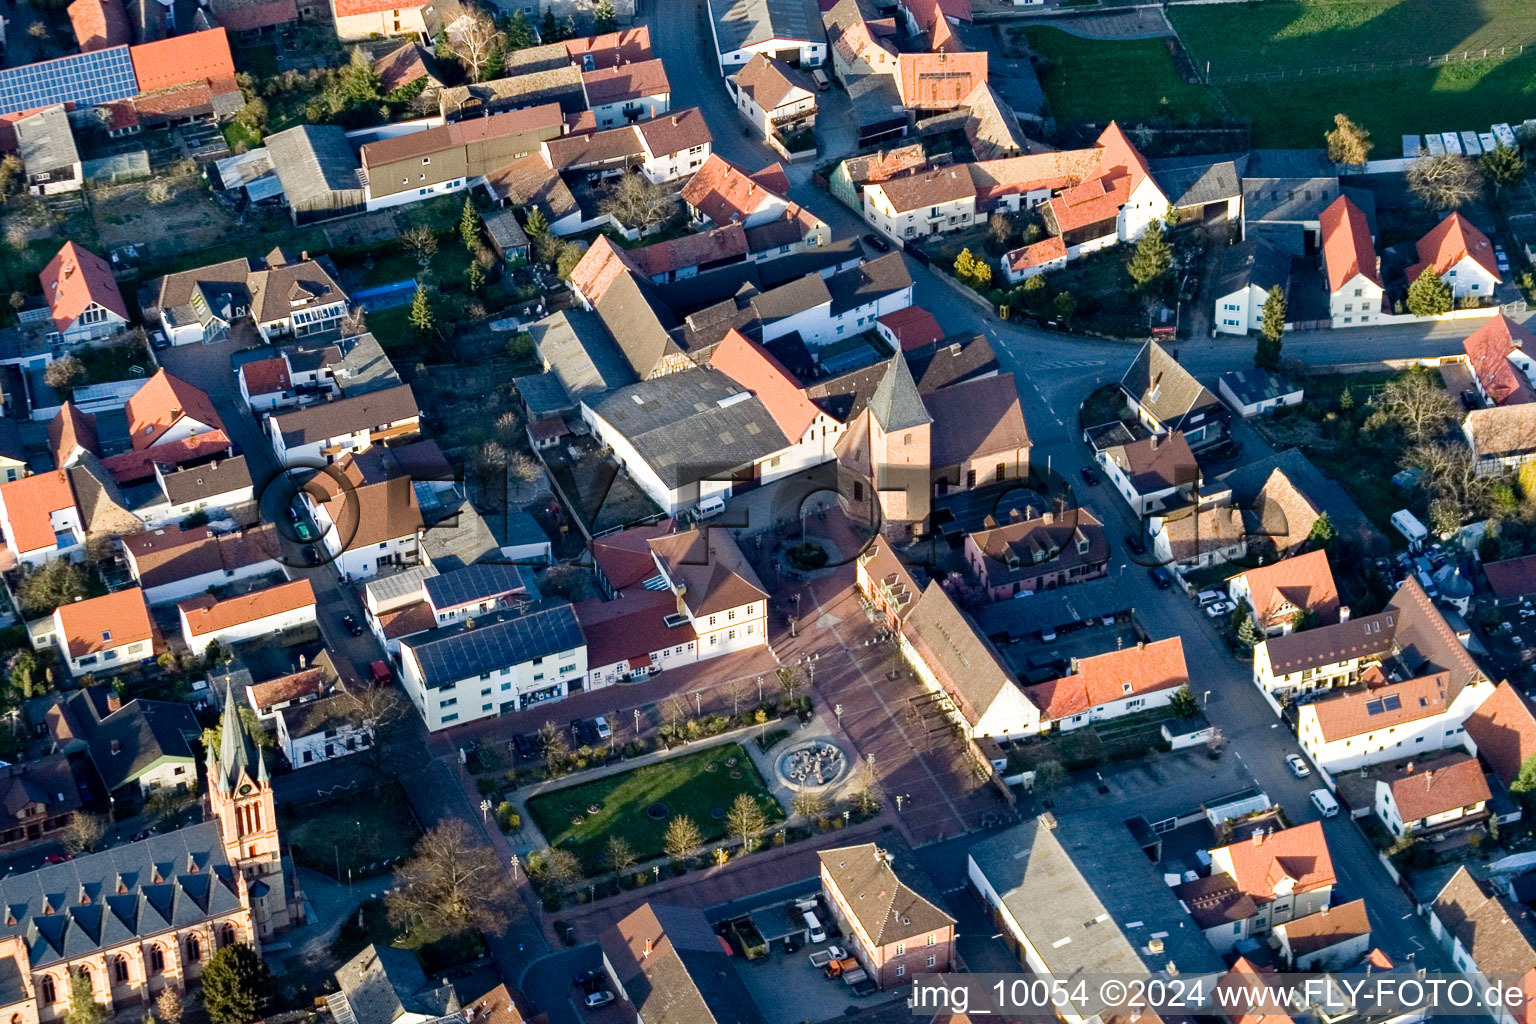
[
  {"x1": 1463, "y1": 680, "x2": 1536, "y2": 784},
  {"x1": 1381, "y1": 754, "x2": 1490, "y2": 822}
]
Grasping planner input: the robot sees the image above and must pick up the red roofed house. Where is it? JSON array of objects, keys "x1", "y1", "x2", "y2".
[
  {"x1": 208, "y1": 0, "x2": 300, "y2": 34},
  {"x1": 682, "y1": 154, "x2": 792, "y2": 229},
  {"x1": 239, "y1": 355, "x2": 297, "y2": 412},
  {"x1": 1226, "y1": 548, "x2": 1342, "y2": 637},
  {"x1": 590, "y1": 519, "x2": 674, "y2": 597},
  {"x1": 875, "y1": 305, "x2": 943, "y2": 351},
  {"x1": 126, "y1": 369, "x2": 225, "y2": 451},
  {"x1": 331, "y1": 0, "x2": 430, "y2": 41},
  {"x1": 896, "y1": 49, "x2": 987, "y2": 116},
  {"x1": 52, "y1": 587, "x2": 156, "y2": 677},
  {"x1": 1042, "y1": 123, "x2": 1168, "y2": 257},
  {"x1": 41, "y1": 242, "x2": 128, "y2": 344},
  {"x1": 1001, "y1": 236, "x2": 1067, "y2": 284},
  {"x1": 127, "y1": 28, "x2": 243, "y2": 125},
  {"x1": 1373, "y1": 753, "x2": 1490, "y2": 839},
  {"x1": 1024, "y1": 637, "x2": 1186, "y2": 732},
  {"x1": 1407, "y1": 212, "x2": 1501, "y2": 300},
  {"x1": 1318, "y1": 194, "x2": 1383, "y2": 327},
  {"x1": 575, "y1": 590, "x2": 696, "y2": 688},
  {"x1": 178, "y1": 578, "x2": 318, "y2": 648},
  {"x1": 648, "y1": 525, "x2": 769, "y2": 659},
  {"x1": 709, "y1": 329, "x2": 841, "y2": 466},
  {"x1": 1464, "y1": 680, "x2": 1536, "y2": 785},
  {"x1": 68, "y1": 0, "x2": 130, "y2": 52},
  {"x1": 1207, "y1": 821, "x2": 1335, "y2": 935},
  {"x1": 0, "y1": 468, "x2": 83, "y2": 566},
  {"x1": 581, "y1": 59, "x2": 671, "y2": 129},
  {"x1": 1462, "y1": 314, "x2": 1536, "y2": 408}
]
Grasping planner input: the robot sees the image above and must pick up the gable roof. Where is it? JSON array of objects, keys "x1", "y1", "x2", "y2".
[
  {"x1": 633, "y1": 106, "x2": 713, "y2": 158},
  {"x1": 1466, "y1": 402, "x2": 1536, "y2": 460},
  {"x1": 49, "y1": 401, "x2": 100, "y2": 467},
  {"x1": 1380, "y1": 753, "x2": 1490, "y2": 822},
  {"x1": 1213, "y1": 237, "x2": 1290, "y2": 299},
  {"x1": 581, "y1": 59, "x2": 670, "y2": 105},
  {"x1": 1251, "y1": 466, "x2": 1321, "y2": 555},
  {"x1": 1464, "y1": 680, "x2": 1536, "y2": 784},
  {"x1": 402, "y1": 603, "x2": 583, "y2": 689},
  {"x1": 126, "y1": 369, "x2": 224, "y2": 451},
  {"x1": 178, "y1": 579, "x2": 316, "y2": 638},
  {"x1": 1432, "y1": 867, "x2": 1536, "y2": 977},
  {"x1": 876, "y1": 305, "x2": 943, "y2": 351},
  {"x1": 1101, "y1": 431, "x2": 1198, "y2": 494},
  {"x1": 1212, "y1": 821, "x2": 1335, "y2": 901},
  {"x1": 1319, "y1": 194, "x2": 1380, "y2": 291},
  {"x1": 568, "y1": 234, "x2": 643, "y2": 305},
  {"x1": 1120, "y1": 340, "x2": 1220, "y2": 431},
  {"x1": 41, "y1": 242, "x2": 128, "y2": 332},
  {"x1": 1026, "y1": 637, "x2": 1186, "y2": 720},
  {"x1": 1484, "y1": 553, "x2": 1536, "y2": 604},
  {"x1": 816, "y1": 843, "x2": 953, "y2": 945},
  {"x1": 733, "y1": 53, "x2": 813, "y2": 111},
  {"x1": 709, "y1": 329, "x2": 820, "y2": 440},
  {"x1": 925, "y1": 372, "x2": 1029, "y2": 468},
  {"x1": 649, "y1": 527, "x2": 768, "y2": 616},
  {"x1": 1171, "y1": 872, "x2": 1257, "y2": 929},
  {"x1": 1463, "y1": 314, "x2": 1536, "y2": 407},
  {"x1": 1259, "y1": 609, "x2": 1396, "y2": 677},
  {"x1": 574, "y1": 590, "x2": 694, "y2": 668},
  {"x1": 901, "y1": 580, "x2": 1022, "y2": 727},
  {"x1": 1275, "y1": 899, "x2": 1370, "y2": 959},
  {"x1": 591, "y1": 520, "x2": 674, "y2": 592},
  {"x1": 592, "y1": 270, "x2": 683, "y2": 379},
  {"x1": 1387, "y1": 575, "x2": 1485, "y2": 697},
  {"x1": 271, "y1": 384, "x2": 419, "y2": 448},
  {"x1": 602, "y1": 903, "x2": 762, "y2": 1024},
  {"x1": 1307, "y1": 672, "x2": 1451, "y2": 743},
  {"x1": 1231, "y1": 548, "x2": 1340, "y2": 629},
  {"x1": 907, "y1": 332, "x2": 998, "y2": 393},
  {"x1": 1409, "y1": 212, "x2": 1500, "y2": 286},
  {"x1": 0, "y1": 469, "x2": 78, "y2": 555},
  {"x1": 55, "y1": 588, "x2": 153, "y2": 659},
  {"x1": 872, "y1": 165, "x2": 974, "y2": 214},
  {"x1": 129, "y1": 27, "x2": 235, "y2": 92},
  {"x1": 682, "y1": 154, "x2": 790, "y2": 227},
  {"x1": 68, "y1": 0, "x2": 130, "y2": 51}
]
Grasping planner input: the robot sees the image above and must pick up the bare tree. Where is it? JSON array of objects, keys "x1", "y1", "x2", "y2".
[
  {"x1": 792, "y1": 791, "x2": 827, "y2": 819},
  {"x1": 44, "y1": 356, "x2": 84, "y2": 392},
  {"x1": 494, "y1": 411, "x2": 523, "y2": 446},
  {"x1": 507, "y1": 451, "x2": 542, "y2": 485},
  {"x1": 606, "y1": 835, "x2": 636, "y2": 872},
  {"x1": 724, "y1": 676, "x2": 754, "y2": 718},
  {"x1": 1405, "y1": 441, "x2": 1501, "y2": 527},
  {"x1": 401, "y1": 226, "x2": 439, "y2": 262},
  {"x1": 63, "y1": 813, "x2": 108, "y2": 856},
  {"x1": 386, "y1": 820, "x2": 515, "y2": 936},
  {"x1": 599, "y1": 173, "x2": 677, "y2": 231},
  {"x1": 1407, "y1": 154, "x2": 1484, "y2": 211},
  {"x1": 663, "y1": 815, "x2": 702, "y2": 860},
  {"x1": 662, "y1": 694, "x2": 690, "y2": 730},
  {"x1": 725, "y1": 793, "x2": 768, "y2": 852},
  {"x1": 445, "y1": 12, "x2": 506, "y2": 83},
  {"x1": 1376, "y1": 369, "x2": 1460, "y2": 442},
  {"x1": 154, "y1": 988, "x2": 183, "y2": 1024},
  {"x1": 340, "y1": 682, "x2": 406, "y2": 775},
  {"x1": 775, "y1": 665, "x2": 803, "y2": 705}
]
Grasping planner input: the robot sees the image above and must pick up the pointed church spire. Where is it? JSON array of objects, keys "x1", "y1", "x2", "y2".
[
  {"x1": 216, "y1": 681, "x2": 257, "y2": 792},
  {"x1": 868, "y1": 354, "x2": 931, "y2": 432}
]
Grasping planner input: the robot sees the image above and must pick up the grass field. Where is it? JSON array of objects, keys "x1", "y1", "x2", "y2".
[
  {"x1": 284, "y1": 782, "x2": 422, "y2": 879},
  {"x1": 527, "y1": 743, "x2": 783, "y2": 874},
  {"x1": 1023, "y1": 28, "x2": 1226, "y2": 124},
  {"x1": 1028, "y1": 0, "x2": 1536, "y2": 147}
]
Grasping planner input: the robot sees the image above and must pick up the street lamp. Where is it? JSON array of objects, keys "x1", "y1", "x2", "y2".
[
  {"x1": 634, "y1": 708, "x2": 641, "y2": 737},
  {"x1": 694, "y1": 692, "x2": 702, "y2": 716},
  {"x1": 834, "y1": 703, "x2": 843, "y2": 725},
  {"x1": 1203, "y1": 689, "x2": 1212, "y2": 705},
  {"x1": 510, "y1": 855, "x2": 520, "y2": 882}
]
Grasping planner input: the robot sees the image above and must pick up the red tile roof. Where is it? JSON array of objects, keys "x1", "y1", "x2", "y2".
[
  {"x1": 1232, "y1": 549, "x2": 1340, "y2": 630},
  {"x1": 56, "y1": 588, "x2": 153, "y2": 659},
  {"x1": 709, "y1": 329, "x2": 820, "y2": 440},
  {"x1": 924, "y1": 372, "x2": 1029, "y2": 469},
  {"x1": 210, "y1": 0, "x2": 297, "y2": 31},
  {"x1": 240, "y1": 356, "x2": 292, "y2": 397},
  {"x1": 68, "y1": 0, "x2": 131, "y2": 51},
  {"x1": 1213, "y1": 821, "x2": 1335, "y2": 903},
  {"x1": 1485, "y1": 554, "x2": 1536, "y2": 604},
  {"x1": 41, "y1": 242, "x2": 128, "y2": 333},
  {"x1": 1462, "y1": 314, "x2": 1536, "y2": 406},
  {"x1": 1006, "y1": 236, "x2": 1066, "y2": 274},
  {"x1": 734, "y1": 54, "x2": 813, "y2": 112},
  {"x1": 246, "y1": 667, "x2": 326, "y2": 711},
  {"x1": 565, "y1": 26, "x2": 652, "y2": 68},
  {"x1": 897, "y1": 50, "x2": 986, "y2": 112},
  {"x1": 1382, "y1": 753, "x2": 1490, "y2": 823},
  {"x1": 682, "y1": 155, "x2": 789, "y2": 227},
  {"x1": 1308, "y1": 672, "x2": 1450, "y2": 743},
  {"x1": 330, "y1": 0, "x2": 421, "y2": 18},
  {"x1": 631, "y1": 223, "x2": 748, "y2": 279},
  {"x1": 126, "y1": 369, "x2": 225, "y2": 451},
  {"x1": 1464, "y1": 680, "x2": 1536, "y2": 783},
  {"x1": 373, "y1": 43, "x2": 433, "y2": 95},
  {"x1": 1092, "y1": 122, "x2": 1154, "y2": 197},
  {"x1": 99, "y1": 430, "x2": 233, "y2": 486},
  {"x1": 877, "y1": 306, "x2": 944, "y2": 351},
  {"x1": 1319, "y1": 194, "x2": 1380, "y2": 291},
  {"x1": 48, "y1": 401, "x2": 99, "y2": 467},
  {"x1": 1025, "y1": 637, "x2": 1187, "y2": 720},
  {"x1": 129, "y1": 27, "x2": 236, "y2": 93},
  {"x1": 581, "y1": 59, "x2": 670, "y2": 105},
  {"x1": 568, "y1": 234, "x2": 642, "y2": 305},
  {"x1": 1047, "y1": 173, "x2": 1130, "y2": 234},
  {"x1": 633, "y1": 107, "x2": 712, "y2": 158},
  {"x1": 574, "y1": 590, "x2": 695, "y2": 668},
  {"x1": 1408, "y1": 212, "x2": 1500, "y2": 286},
  {"x1": 874, "y1": 165, "x2": 976, "y2": 214},
  {"x1": 591, "y1": 520, "x2": 674, "y2": 592},
  {"x1": 1277, "y1": 899, "x2": 1371, "y2": 959},
  {"x1": 0, "y1": 469, "x2": 76, "y2": 555},
  {"x1": 179, "y1": 578, "x2": 316, "y2": 638}
]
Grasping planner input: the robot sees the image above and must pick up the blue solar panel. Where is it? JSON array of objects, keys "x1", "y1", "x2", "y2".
[{"x1": 0, "y1": 46, "x2": 138, "y2": 117}]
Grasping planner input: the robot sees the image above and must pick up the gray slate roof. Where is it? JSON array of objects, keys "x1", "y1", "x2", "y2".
[
  {"x1": 403, "y1": 602, "x2": 583, "y2": 689},
  {"x1": 0, "y1": 820, "x2": 242, "y2": 968},
  {"x1": 1120, "y1": 340, "x2": 1220, "y2": 432},
  {"x1": 827, "y1": 252, "x2": 910, "y2": 315},
  {"x1": 15, "y1": 105, "x2": 78, "y2": 175},
  {"x1": 158, "y1": 456, "x2": 251, "y2": 506},
  {"x1": 273, "y1": 384, "x2": 419, "y2": 447},
  {"x1": 709, "y1": 0, "x2": 823, "y2": 52},
  {"x1": 1149, "y1": 153, "x2": 1247, "y2": 209},
  {"x1": 324, "y1": 332, "x2": 400, "y2": 397},
  {"x1": 334, "y1": 944, "x2": 460, "y2": 1024},
  {"x1": 1213, "y1": 237, "x2": 1291, "y2": 299},
  {"x1": 1213, "y1": 447, "x2": 1385, "y2": 555},
  {"x1": 526, "y1": 308, "x2": 636, "y2": 404},
  {"x1": 585, "y1": 368, "x2": 789, "y2": 488},
  {"x1": 1242, "y1": 174, "x2": 1340, "y2": 225},
  {"x1": 266, "y1": 124, "x2": 364, "y2": 206},
  {"x1": 58, "y1": 690, "x2": 199, "y2": 793},
  {"x1": 867, "y1": 354, "x2": 930, "y2": 432},
  {"x1": 1218, "y1": 368, "x2": 1300, "y2": 408}
]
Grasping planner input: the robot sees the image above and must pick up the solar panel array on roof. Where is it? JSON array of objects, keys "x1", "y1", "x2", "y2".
[
  {"x1": 0, "y1": 46, "x2": 137, "y2": 116},
  {"x1": 409, "y1": 604, "x2": 583, "y2": 689},
  {"x1": 423, "y1": 564, "x2": 533, "y2": 611}
]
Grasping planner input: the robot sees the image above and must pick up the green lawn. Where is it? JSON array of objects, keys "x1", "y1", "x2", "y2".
[
  {"x1": 1024, "y1": 27, "x2": 1227, "y2": 124},
  {"x1": 284, "y1": 782, "x2": 422, "y2": 879},
  {"x1": 527, "y1": 743, "x2": 783, "y2": 874}
]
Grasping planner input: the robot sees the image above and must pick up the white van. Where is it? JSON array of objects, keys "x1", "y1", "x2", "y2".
[
  {"x1": 1309, "y1": 789, "x2": 1340, "y2": 819},
  {"x1": 1196, "y1": 590, "x2": 1224, "y2": 607},
  {"x1": 810, "y1": 68, "x2": 830, "y2": 91},
  {"x1": 696, "y1": 493, "x2": 726, "y2": 520},
  {"x1": 803, "y1": 910, "x2": 827, "y2": 943}
]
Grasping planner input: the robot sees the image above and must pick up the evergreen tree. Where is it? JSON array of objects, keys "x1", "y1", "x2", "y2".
[
  {"x1": 1307, "y1": 512, "x2": 1338, "y2": 553},
  {"x1": 466, "y1": 260, "x2": 485, "y2": 293},
  {"x1": 1513, "y1": 753, "x2": 1536, "y2": 802},
  {"x1": 408, "y1": 285, "x2": 435, "y2": 333},
  {"x1": 65, "y1": 971, "x2": 106, "y2": 1024},
  {"x1": 506, "y1": 10, "x2": 535, "y2": 49},
  {"x1": 1126, "y1": 222, "x2": 1172, "y2": 291},
  {"x1": 1256, "y1": 285, "x2": 1285, "y2": 370},
  {"x1": 1052, "y1": 290, "x2": 1076, "y2": 324},
  {"x1": 1482, "y1": 143, "x2": 1529, "y2": 196},
  {"x1": 540, "y1": 8, "x2": 561, "y2": 41},
  {"x1": 1235, "y1": 613, "x2": 1261, "y2": 648},
  {"x1": 524, "y1": 205, "x2": 548, "y2": 238},
  {"x1": 593, "y1": 0, "x2": 617, "y2": 33},
  {"x1": 1406, "y1": 267, "x2": 1453, "y2": 316},
  {"x1": 459, "y1": 196, "x2": 481, "y2": 251},
  {"x1": 200, "y1": 945, "x2": 270, "y2": 1024}
]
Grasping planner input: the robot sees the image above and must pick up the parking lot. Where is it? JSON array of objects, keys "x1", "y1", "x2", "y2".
[
  {"x1": 995, "y1": 616, "x2": 1141, "y2": 682},
  {"x1": 730, "y1": 936, "x2": 904, "y2": 1024}
]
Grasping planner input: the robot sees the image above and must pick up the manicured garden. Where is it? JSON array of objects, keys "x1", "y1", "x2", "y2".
[{"x1": 526, "y1": 743, "x2": 783, "y2": 873}]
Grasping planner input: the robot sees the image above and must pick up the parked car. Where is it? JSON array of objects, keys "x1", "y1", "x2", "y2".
[
  {"x1": 1079, "y1": 466, "x2": 1100, "y2": 486},
  {"x1": 1196, "y1": 590, "x2": 1225, "y2": 607},
  {"x1": 1123, "y1": 533, "x2": 1146, "y2": 555},
  {"x1": 1496, "y1": 244, "x2": 1511, "y2": 272},
  {"x1": 302, "y1": 546, "x2": 321, "y2": 566},
  {"x1": 584, "y1": 991, "x2": 615, "y2": 1009},
  {"x1": 514, "y1": 734, "x2": 535, "y2": 760},
  {"x1": 1204, "y1": 600, "x2": 1236, "y2": 618},
  {"x1": 862, "y1": 232, "x2": 890, "y2": 253},
  {"x1": 573, "y1": 970, "x2": 600, "y2": 987},
  {"x1": 286, "y1": 504, "x2": 302, "y2": 523},
  {"x1": 1285, "y1": 753, "x2": 1311, "y2": 778},
  {"x1": 342, "y1": 614, "x2": 363, "y2": 637},
  {"x1": 1147, "y1": 567, "x2": 1172, "y2": 589},
  {"x1": 594, "y1": 716, "x2": 611, "y2": 740}
]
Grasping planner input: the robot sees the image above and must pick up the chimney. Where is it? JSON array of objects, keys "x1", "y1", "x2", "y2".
[
  {"x1": 301, "y1": 251, "x2": 309, "y2": 262},
  {"x1": 982, "y1": 514, "x2": 997, "y2": 529},
  {"x1": 1008, "y1": 508, "x2": 1023, "y2": 522},
  {"x1": 1042, "y1": 510, "x2": 1054, "y2": 525},
  {"x1": 1149, "y1": 434, "x2": 1159, "y2": 451},
  {"x1": 1147, "y1": 937, "x2": 1164, "y2": 953},
  {"x1": 106, "y1": 693, "x2": 121, "y2": 712},
  {"x1": 643, "y1": 938, "x2": 653, "y2": 956},
  {"x1": 1252, "y1": 829, "x2": 1264, "y2": 846},
  {"x1": 1406, "y1": 761, "x2": 1414, "y2": 774},
  {"x1": 1137, "y1": 640, "x2": 1144, "y2": 650},
  {"x1": 671, "y1": 115, "x2": 679, "y2": 125}
]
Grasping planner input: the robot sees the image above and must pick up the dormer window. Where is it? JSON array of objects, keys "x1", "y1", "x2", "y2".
[
  {"x1": 422, "y1": 157, "x2": 430, "y2": 165},
  {"x1": 1121, "y1": 682, "x2": 1133, "y2": 695}
]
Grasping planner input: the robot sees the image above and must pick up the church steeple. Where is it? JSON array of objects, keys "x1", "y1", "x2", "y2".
[{"x1": 214, "y1": 681, "x2": 258, "y2": 792}]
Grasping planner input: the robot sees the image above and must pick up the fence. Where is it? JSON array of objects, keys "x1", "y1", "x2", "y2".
[{"x1": 1198, "y1": 44, "x2": 1528, "y2": 85}]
